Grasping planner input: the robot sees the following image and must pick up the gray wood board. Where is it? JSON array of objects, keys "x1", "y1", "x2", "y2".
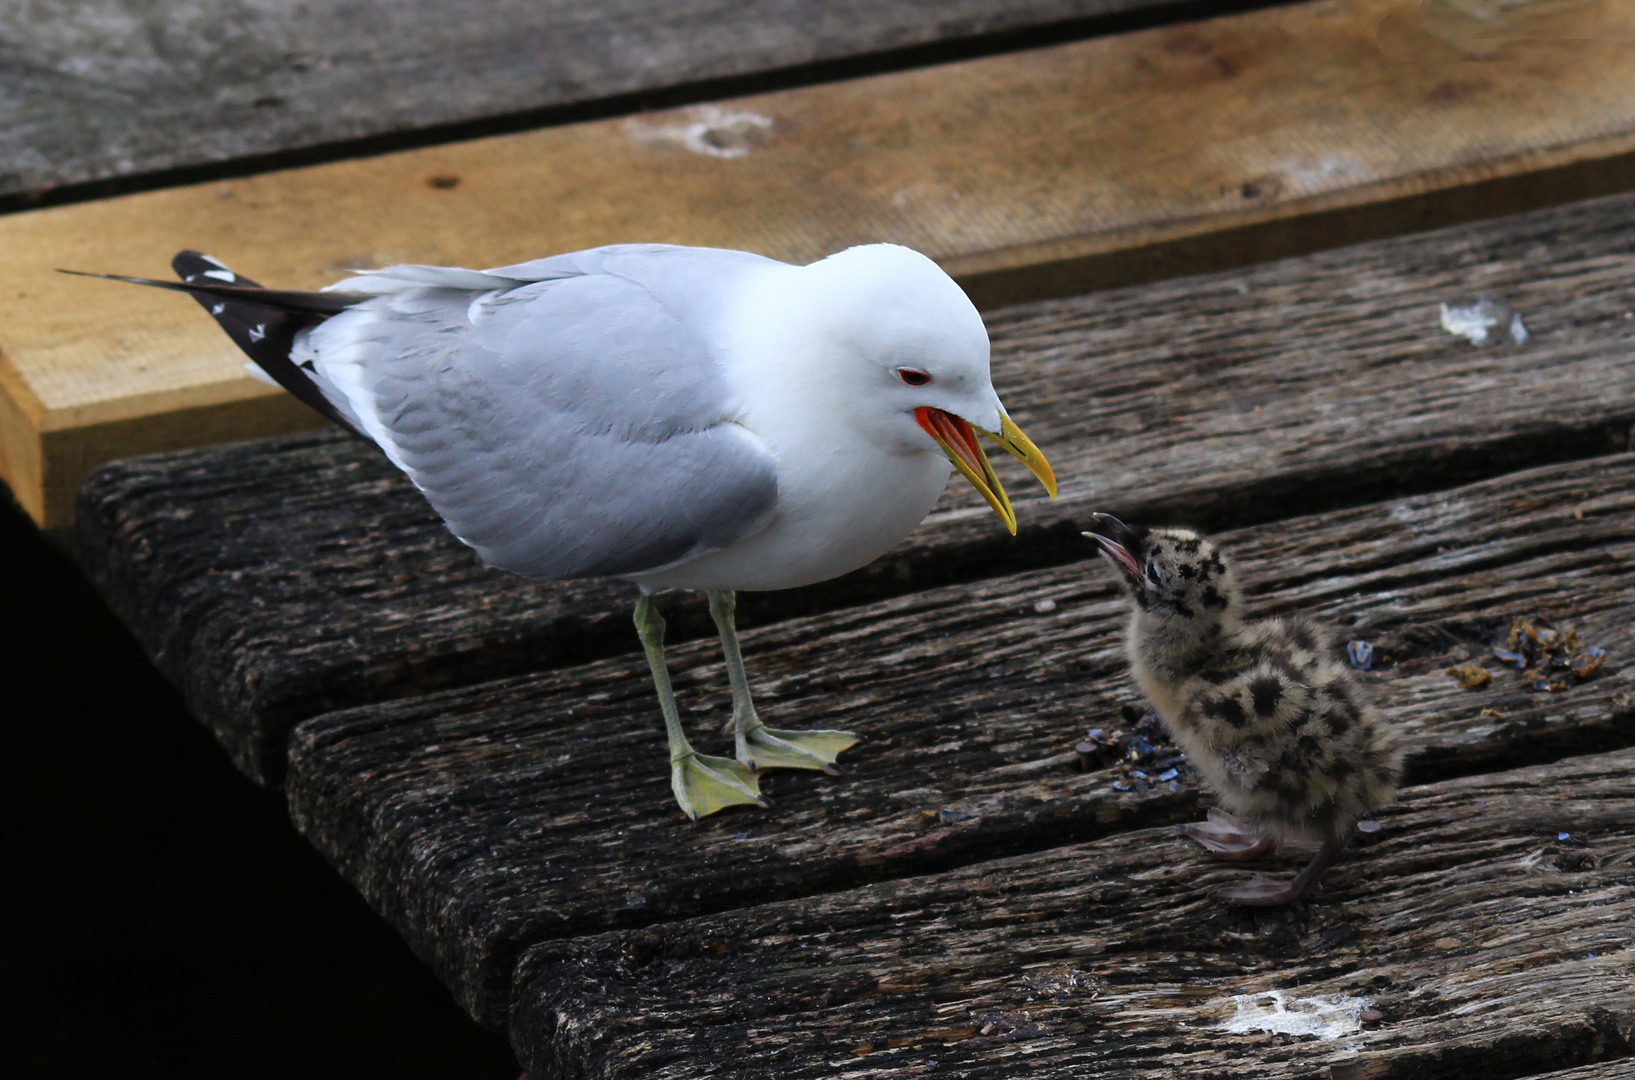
[
  {"x1": 73, "y1": 190, "x2": 1635, "y2": 787},
  {"x1": 0, "y1": 0, "x2": 1187, "y2": 202},
  {"x1": 287, "y1": 454, "x2": 1635, "y2": 1027},
  {"x1": 510, "y1": 747, "x2": 1635, "y2": 1080}
]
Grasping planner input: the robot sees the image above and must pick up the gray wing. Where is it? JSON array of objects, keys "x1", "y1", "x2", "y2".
[{"x1": 301, "y1": 245, "x2": 782, "y2": 580}]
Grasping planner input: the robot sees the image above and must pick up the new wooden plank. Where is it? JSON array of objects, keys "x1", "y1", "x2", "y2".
[
  {"x1": 509, "y1": 748, "x2": 1635, "y2": 1079},
  {"x1": 14, "y1": 0, "x2": 1635, "y2": 526},
  {"x1": 286, "y1": 453, "x2": 1635, "y2": 1026},
  {"x1": 76, "y1": 188, "x2": 1635, "y2": 788},
  {"x1": 0, "y1": 0, "x2": 1185, "y2": 203}
]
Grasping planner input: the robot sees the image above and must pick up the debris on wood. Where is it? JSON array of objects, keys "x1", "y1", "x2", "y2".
[
  {"x1": 1220, "y1": 988, "x2": 1374, "y2": 1037},
  {"x1": 1496, "y1": 616, "x2": 1608, "y2": 691},
  {"x1": 1104, "y1": 706, "x2": 1192, "y2": 794},
  {"x1": 1443, "y1": 616, "x2": 1609, "y2": 694},
  {"x1": 1347, "y1": 639, "x2": 1374, "y2": 670},
  {"x1": 1439, "y1": 295, "x2": 1528, "y2": 345},
  {"x1": 1446, "y1": 663, "x2": 1493, "y2": 690},
  {"x1": 1074, "y1": 705, "x2": 1192, "y2": 794}
]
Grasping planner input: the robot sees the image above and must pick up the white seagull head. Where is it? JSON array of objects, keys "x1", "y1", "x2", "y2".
[{"x1": 762, "y1": 243, "x2": 1057, "y2": 532}]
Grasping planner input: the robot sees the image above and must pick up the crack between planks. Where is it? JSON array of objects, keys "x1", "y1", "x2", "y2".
[{"x1": 1327, "y1": 1027, "x2": 1635, "y2": 1080}]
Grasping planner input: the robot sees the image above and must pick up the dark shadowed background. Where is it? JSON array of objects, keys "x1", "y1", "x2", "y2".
[{"x1": 0, "y1": 488, "x2": 518, "y2": 1079}]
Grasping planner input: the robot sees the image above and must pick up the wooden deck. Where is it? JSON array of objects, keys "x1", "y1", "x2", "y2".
[
  {"x1": 75, "y1": 189, "x2": 1635, "y2": 1073},
  {"x1": 15, "y1": 0, "x2": 1635, "y2": 1076},
  {"x1": 513, "y1": 750, "x2": 1635, "y2": 1078},
  {"x1": 282, "y1": 452, "x2": 1635, "y2": 1030}
]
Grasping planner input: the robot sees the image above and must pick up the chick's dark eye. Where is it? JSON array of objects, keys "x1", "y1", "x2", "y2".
[{"x1": 897, "y1": 368, "x2": 931, "y2": 387}]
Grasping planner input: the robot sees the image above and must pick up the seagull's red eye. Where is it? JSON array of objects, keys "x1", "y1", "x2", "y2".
[{"x1": 897, "y1": 368, "x2": 931, "y2": 387}]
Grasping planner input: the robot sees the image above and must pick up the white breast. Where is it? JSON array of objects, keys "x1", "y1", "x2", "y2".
[
  {"x1": 627, "y1": 435, "x2": 951, "y2": 592},
  {"x1": 625, "y1": 259, "x2": 957, "y2": 592}
]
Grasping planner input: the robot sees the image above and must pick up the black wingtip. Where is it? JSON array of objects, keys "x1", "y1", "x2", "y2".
[{"x1": 62, "y1": 255, "x2": 372, "y2": 442}]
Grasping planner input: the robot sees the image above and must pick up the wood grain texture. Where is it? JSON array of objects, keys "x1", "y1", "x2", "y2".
[
  {"x1": 509, "y1": 748, "x2": 1635, "y2": 1079},
  {"x1": 75, "y1": 189, "x2": 1635, "y2": 788},
  {"x1": 0, "y1": 0, "x2": 1173, "y2": 201},
  {"x1": 286, "y1": 454, "x2": 1635, "y2": 1026},
  {"x1": 14, "y1": 0, "x2": 1635, "y2": 525}
]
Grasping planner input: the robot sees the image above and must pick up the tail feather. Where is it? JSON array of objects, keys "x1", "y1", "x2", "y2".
[{"x1": 61, "y1": 252, "x2": 370, "y2": 439}]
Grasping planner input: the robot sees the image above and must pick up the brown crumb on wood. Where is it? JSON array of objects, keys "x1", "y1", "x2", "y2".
[
  {"x1": 1480, "y1": 706, "x2": 1502, "y2": 718},
  {"x1": 428, "y1": 173, "x2": 461, "y2": 189},
  {"x1": 1446, "y1": 663, "x2": 1492, "y2": 690}
]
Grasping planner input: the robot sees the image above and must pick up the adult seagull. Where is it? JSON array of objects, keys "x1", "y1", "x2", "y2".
[{"x1": 69, "y1": 243, "x2": 1057, "y2": 819}]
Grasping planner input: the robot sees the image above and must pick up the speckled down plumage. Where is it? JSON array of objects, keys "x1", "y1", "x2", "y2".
[{"x1": 1099, "y1": 524, "x2": 1401, "y2": 846}]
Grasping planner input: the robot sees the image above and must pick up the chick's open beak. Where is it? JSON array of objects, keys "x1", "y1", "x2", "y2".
[
  {"x1": 915, "y1": 407, "x2": 1057, "y2": 535},
  {"x1": 1083, "y1": 512, "x2": 1145, "y2": 579}
]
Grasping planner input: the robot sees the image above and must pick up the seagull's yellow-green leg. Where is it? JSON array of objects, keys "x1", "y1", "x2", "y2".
[
  {"x1": 634, "y1": 594, "x2": 767, "y2": 820},
  {"x1": 707, "y1": 589, "x2": 858, "y2": 774}
]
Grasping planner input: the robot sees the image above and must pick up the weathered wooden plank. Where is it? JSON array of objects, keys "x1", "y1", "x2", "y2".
[
  {"x1": 286, "y1": 454, "x2": 1635, "y2": 1026},
  {"x1": 15, "y1": 0, "x2": 1635, "y2": 526},
  {"x1": 0, "y1": 0, "x2": 1188, "y2": 204},
  {"x1": 509, "y1": 748, "x2": 1635, "y2": 1079},
  {"x1": 77, "y1": 188, "x2": 1635, "y2": 787}
]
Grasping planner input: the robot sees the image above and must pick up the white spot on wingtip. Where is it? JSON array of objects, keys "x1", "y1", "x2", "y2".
[
  {"x1": 248, "y1": 323, "x2": 266, "y2": 342},
  {"x1": 211, "y1": 302, "x2": 226, "y2": 315},
  {"x1": 203, "y1": 269, "x2": 237, "y2": 282},
  {"x1": 201, "y1": 254, "x2": 230, "y2": 269}
]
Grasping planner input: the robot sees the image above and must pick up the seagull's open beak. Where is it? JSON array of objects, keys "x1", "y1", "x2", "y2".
[
  {"x1": 1083, "y1": 512, "x2": 1145, "y2": 580},
  {"x1": 915, "y1": 407, "x2": 1057, "y2": 535}
]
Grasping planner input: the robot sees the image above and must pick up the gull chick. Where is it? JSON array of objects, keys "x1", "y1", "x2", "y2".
[
  {"x1": 70, "y1": 246, "x2": 1057, "y2": 820},
  {"x1": 1084, "y1": 514, "x2": 1399, "y2": 905}
]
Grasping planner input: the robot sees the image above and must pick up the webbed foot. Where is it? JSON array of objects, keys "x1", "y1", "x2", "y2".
[
  {"x1": 1213, "y1": 835, "x2": 1345, "y2": 906},
  {"x1": 734, "y1": 719, "x2": 858, "y2": 775},
  {"x1": 1214, "y1": 872, "x2": 1315, "y2": 906},
  {"x1": 672, "y1": 750, "x2": 769, "y2": 821},
  {"x1": 1182, "y1": 808, "x2": 1276, "y2": 861}
]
